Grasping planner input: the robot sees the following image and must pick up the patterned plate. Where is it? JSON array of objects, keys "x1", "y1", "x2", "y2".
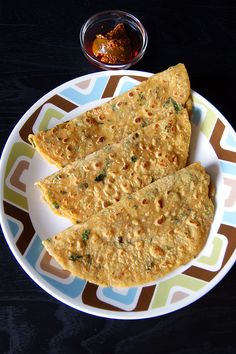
[{"x1": 0, "y1": 70, "x2": 236, "y2": 319}]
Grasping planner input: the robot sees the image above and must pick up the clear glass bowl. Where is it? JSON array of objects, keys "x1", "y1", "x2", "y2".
[{"x1": 80, "y1": 10, "x2": 148, "y2": 70}]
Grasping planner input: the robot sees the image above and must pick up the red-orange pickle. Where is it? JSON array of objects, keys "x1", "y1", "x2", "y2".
[
  {"x1": 90, "y1": 23, "x2": 141, "y2": 65},
  {"x1": 92, "y1": 23, "x2": 132, "y2": 64}
]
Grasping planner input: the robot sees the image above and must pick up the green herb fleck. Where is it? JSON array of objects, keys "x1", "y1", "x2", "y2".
[
  {"x1": 111, "y1": 103, "x2": 118, "y2": 111},
  {"x1": 131, "y1": 155, "x2": 138, "y2": 163},
  {"x1": 105, "y1": 157, "x2": 111, "y2": 168},
  {"x1": 69, "y1": 254, "x2": 83, "y2": 261},
  {"x1": 103, "y1": 144, "x2": 112, "y2": 152},
  {"x1": 166, "y1": 246, "x2": 173, "y2": 251},
  {"x1": 95, "y1": 158, "x2": 111, "y2": 182},
  {"x1": 52, "y1": 201, "x2": 60, "y2": 209},
  {"x1": 95, "y1": 171, "x2": 106, "y2": 182},
  {"x1": 133, "y1": 204, "x2": 138, "y2": 209},
  {"x1": 82, "y1": 229, "x2": 90, "y2": 241},
  {"x1": 172, "y1": 99, "x2": 181, "y2": 112},
  {"x1": 137, "y1": 92, "x2": 146, "y2": 105},
  {"x1": 204, "y1": 205, "x2": 212, "y2": 217},
  {"x1": 163, "y1": 97, "x2": 182, "y2": 112}
]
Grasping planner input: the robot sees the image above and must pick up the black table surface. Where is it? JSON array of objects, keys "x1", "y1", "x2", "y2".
[{"x1": 0, "y1": 1, "x2": 236, "y2": 353}]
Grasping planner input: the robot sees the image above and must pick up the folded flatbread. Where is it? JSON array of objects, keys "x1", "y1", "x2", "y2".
[
  {"x1": 29, "y1": 63, "x2": 192, "y2": 167},
  {"x1": 36, "y1": 109, "x2": 191, "y2": 223},
  {"x1": 43, "y1": 163, "x2": 214, "y2": 287}
]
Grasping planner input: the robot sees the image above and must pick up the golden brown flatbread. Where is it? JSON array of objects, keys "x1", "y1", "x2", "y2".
[
  {"x1": 43, "y1": 163, "x2": 214, "y2": 288},
  {"x1": 29, "y1": 63, "x2": 191, "y2": 167},
  {"x1": 36, "y1": 109, "x2": 191, "y2": 223}
]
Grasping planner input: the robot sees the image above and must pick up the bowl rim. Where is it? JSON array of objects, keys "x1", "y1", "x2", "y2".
[{"x1": 79, "y1": 9, "x2": 148, "y2": 70}]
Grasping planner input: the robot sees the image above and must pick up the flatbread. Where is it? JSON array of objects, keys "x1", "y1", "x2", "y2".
[
  {"x1": 43, "y1": 163, "x2": 214, "y2": 288},
  {"x1": 36, "y1": 109, "x2": 191, "y2": 223},
  {"x1": 29, "y1": 63, "x2": 192, "y2": 167}
]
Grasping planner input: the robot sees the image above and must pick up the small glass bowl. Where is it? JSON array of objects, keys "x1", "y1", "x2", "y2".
[{"x1": 80, "y1": 10, "x2": 148, "y2": 70}]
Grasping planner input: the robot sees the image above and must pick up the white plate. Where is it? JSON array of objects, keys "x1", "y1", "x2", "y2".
[{"x1": 0, "y1": 70, "x2": 236, "y2": 319}]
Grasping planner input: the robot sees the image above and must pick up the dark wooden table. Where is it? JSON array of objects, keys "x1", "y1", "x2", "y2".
[{"x1": 0, "y1": 1, "x2": 236, "y2": 353}]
